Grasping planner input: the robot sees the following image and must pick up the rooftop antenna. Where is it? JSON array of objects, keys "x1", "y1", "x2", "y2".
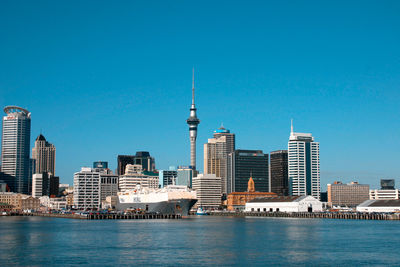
[{"x1": 192, "y1": 67, "x2": 195, "y2": 106}]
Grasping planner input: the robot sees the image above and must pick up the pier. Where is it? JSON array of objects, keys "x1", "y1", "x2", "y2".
[
  {"x1": 3, "y1": 212, "x2": 181, "y2": 220},
  {"x1": 210, "y1": 211, "x2": 400, "y2": 220}
]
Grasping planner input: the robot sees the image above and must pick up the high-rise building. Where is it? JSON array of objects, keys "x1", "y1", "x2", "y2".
[
  {"x1": 288, "y1": 121, "x2": 320, "y2": 199},
  {"x1": 117, "y1": 152, "x2": 155, "y2": 175},
  {"x1": 381, "y1": 179, "x2": 395, "y2": 190},
  {"x1": 204, "y1": 126, "x2": 235, "y2": 196},
  {"x1": 227, "y1": 150, "x2": 269, "y2": 194},
  {"x1": 270, "y1": 150, "x2": 288, "y2": 196},
  {"x1": 73, "y1": 167, "x2": 101, "y2": 210},
  {"x1": 192, "y1": 174, "x2": 221, "y2": 209},
  {"x1": 1, "y1": 106, "x2": 31, "y2": 194},
  {"x1": 32, "y1": 172, "x2": 59, "y2": 198},
  {"x1": 176, "y1": 166, "x2": 194, "y2": 187},
  {"x1": 186, "y1": 70, "x2": 200, "y2": 169},
  {"x1": 100, "y1": 172, "x2": 118, "y2": 204},
  {"x1": 32, "y1": 134, "x2": 56, "y2": 175},
  {"x1": 93, "y1": 161, "x2": 108, "y2": 169},
  {"x1": 327, "y1": 181, "x2": 369, "y2": 207},
  {"x1": 159, "y1": 168, "x2": 177, "y2": 188}
]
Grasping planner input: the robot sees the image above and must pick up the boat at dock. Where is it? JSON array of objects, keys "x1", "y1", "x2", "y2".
[{"x1": 116, "y1": 185, "x2": 197, "y2": 216}]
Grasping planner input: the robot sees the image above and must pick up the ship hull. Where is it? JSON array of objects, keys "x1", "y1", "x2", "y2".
[{"x1": 116, "y1": 198, "x2": 197, "y2": 216}]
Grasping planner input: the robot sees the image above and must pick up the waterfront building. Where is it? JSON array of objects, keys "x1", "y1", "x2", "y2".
[
  {"x1": 100, "y1": 173, "x2": 119, "y2": 203},
  {"x1": 227, "y1": 150, "x2": 269, "y2": 194},
  {"x1": 32, "y1": 134, "x2": 56, "y2": 175},
  {"x1": 118, "y1": 164, "x2": 159, "y2": 192},
  {"x1": 227, "y1": 176, "x2": 277, "y2": 211},
  {"x1": 245, "y1": 195, "x2": 323, "y2": 213},
  {"x1": 380, "y1": 179, "x2": 395, "y2": 190},
  {"x1": 186, "y1": 69, "x2": 200, "y2": 169},
  {"x1": 357, "y1": 199, "x2": 400, "y2": 213},
  {"x1": 192, "y1": 174, "x2": 221, "y2": 210},
  {"x1": 176, "y1": 166, "x2": 194, "y2": 187},
  {"x1": 93, "y1": 161, "x2": 108, "y2": 169},
  {"x1": 159, "y1": 168, "x2": 177, "y2": 188},
  {"x1": 32, "y1": 172, "x2": 59, "y2": 198},
  {"x1": 204, "y1": 126, "x2": 235, "y2": 196},
  {"x1": 327, "y1": 181, "x2": 369, "y2": 207},
  {"x1": 73, "y1": 167, "x2": 101, "y2": 210},
  {"x1": 370, "y1": 189, "x2": 400, "y2": 200},
  {"x1": 39, "y1": 196, "x2": 67, "y2": 210},
  {"x1": 288, "y1": 122, "x2": 320, "y2": 199},
  {"x1": 0, "y1": 192, "x2": 40, "y2": 211},
  {"x1": 270, "y1": 150, "x2": 288, "y2": 196},
  {"x1": 1, "y1": 106, "x2": 31, "y2": 194}
]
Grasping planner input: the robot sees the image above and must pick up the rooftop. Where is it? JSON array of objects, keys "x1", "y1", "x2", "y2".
[{"x1": 248, "y1": 195, "x2": 309, "y2": 203}]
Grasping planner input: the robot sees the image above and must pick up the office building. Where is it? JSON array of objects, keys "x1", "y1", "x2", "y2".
[
  {"x1": 1, "y1": 106, "x2": 31, "y2": 194},
  {"x1": 176, "y1": 166, "x2": 194, "y2": 187},
  {"x1": 192, "y1": 174, "x2": 221, "y2": 209},
  {"x1": 204, "y1": 126, "x2": 235, "y2": 196},
  {"x1": 327, "y1": 181, "x2": 370, "y2": 207},
  {"x1": 118, "y1": 164, "x2": 159, "y2": 192},
  {"x1": 93, "y1": 161, "x2": 108, "y2": 169},
  {"x1": 32, "y1": 134, "x2": 56, "y2": 175},
  {"x1": 186, "y1": 69, "x2": 200, "y2": 169},
  {"x1": 73, "y1": 167, "x2": 101, "y2": 210},
  {"x1": 381, "y1": 179, "x2": 395, "y2": 190},
  {"x1": 32, "y1": 172, "x2": 59, "y2": 198},
  {"x1": 117, "y1": 152, "x2": 155, "y2": 175},
  {"x1": 370, "y1": 189, "x2": 400, "y2": 200},
  {"x1": 270, "y1": 150, "x2": 288, "y2": 196},
  {"x1": 288, "y1": 121, "x2": 320, "y2": 199},
  {"x1": 100, "y1": 173, "x2": 118, "y2": 203},
  {"x1": 159, "y1": 168, "x2": 177, "y2": 188},
  {"x1": 0, "y1": 172, "x2": 14, "y2": 192},
  {"x1": 227, "y1": 150, "x2": 269, "y2": 194}
]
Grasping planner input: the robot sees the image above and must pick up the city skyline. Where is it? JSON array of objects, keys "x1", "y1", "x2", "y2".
[{"x1": 1, "y1": 1, "x2": 400, "y2": 189}]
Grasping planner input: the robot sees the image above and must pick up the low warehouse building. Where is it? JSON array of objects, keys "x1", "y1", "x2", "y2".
[
  {"x1": 245, "y1": 195, "x2": 323, "y2": 213},
  {"x1": 357, "y1": 199, "x2": 400, "y2": 213}
]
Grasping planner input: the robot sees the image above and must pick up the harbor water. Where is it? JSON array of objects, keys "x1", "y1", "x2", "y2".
[{"x1": 0, "y1": 216, "x2": 399, "y2": 266}]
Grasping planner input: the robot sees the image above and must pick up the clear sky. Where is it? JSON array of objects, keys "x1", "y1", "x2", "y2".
[{"x1": 1, "y1": 1, "x2": 400, "y2": 189}]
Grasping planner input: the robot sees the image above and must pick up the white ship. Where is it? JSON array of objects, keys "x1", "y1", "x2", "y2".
[{"x1": 116, "y1": 185, "x2": 197, "y2": 216}]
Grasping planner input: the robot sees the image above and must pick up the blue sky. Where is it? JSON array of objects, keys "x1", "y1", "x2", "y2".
[{"x1": 1, "y1": 1, "x2": 400, "y2": 189}]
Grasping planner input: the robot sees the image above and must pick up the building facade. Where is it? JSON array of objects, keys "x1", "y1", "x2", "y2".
[
  {"x1": 288, "y1": 123, "x2": 320, "y2": 199},
  {"x1": 117, "y1": 152, "x2": 155, "y2": 175},
  {"x1": 93, "y1": 161, "x2": 108, "y2": 169},
  {"x1": 1, "y1": 106, "x2": 31, "y2": 194},
  {"x1": 370, "y1": 189, "x2": 400, "y2": 200},
  {"x1": 327, "y1": 181, "x2": 370, "y2": 207},
  {"x1": 100, "y1": 173, "x2": 118, "y2": 203},
  {"x1": 176, "y1": 166, "x2": 193, "y2": 187},
  {"x1": 73, "y1": 167, "x2": 101, "y2": 210},
  {"x1": 204, "y1": 126, "x2": 235, "y2": 196},
  {"x1": 245, "y1": 195, "x2": 323, "y2": 213},
  {"x1": 227, "y1": 150, "x2": 269, "y2": 194},
  {"x1": 32, "y1": 134, "x2": 56, "y2": 175},
  {"x1": 192, "y1": 174, "x2": 221, "y2": 210},
  {"x1": 270, "y1": 150, "x2": 288, "y2": 196},
  {"x1": 159, "y1": 169, "x2": 177, "y2": 188},
  {"x1": 118, "y1": 164, "x2": 159, "y2": 192}
]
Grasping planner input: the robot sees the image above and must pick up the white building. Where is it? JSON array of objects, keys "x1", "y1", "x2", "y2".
[
  {"x1": 39, "y1": 196, "x2": 67, "y2": 210},
  {"x1": 357, "y1": 199, "x2": 400, "y2": 213},
  {"x1": 245, "y1": 195, "x2": 323, "y2": 213},
  {"x1": 119, "y1": 164, "x2": 158, "y2": 192},
  {"x1": 288, "y1": 121, "x2": 320, "y2": 199},
  {"x1": 32, "y1": 173, "x2": 45, "y2": 198},
  {"x1": 370, "y1": 189, "x2": 400, "y2": 200},
  {"x1": 73, "y1": 167, "x2": 101, "y2": 210},
  {"x1": 192, "y1": 173, "x2": 221, "y2": 210}
]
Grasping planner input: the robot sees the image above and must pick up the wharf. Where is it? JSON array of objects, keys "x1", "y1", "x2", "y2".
[
  {"x1": 210, "y1": 211, "x2": 400, "y2": 220},
  {"x1": 4, "y1": 212, "x2": 181, "y2": 220}
]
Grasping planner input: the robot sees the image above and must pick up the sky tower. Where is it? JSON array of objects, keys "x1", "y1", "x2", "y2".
[{"x1": 186, "y1": 69, "x2": 200, "y2": 169}]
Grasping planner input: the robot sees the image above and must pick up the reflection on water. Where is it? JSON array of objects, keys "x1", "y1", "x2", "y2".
[{"x1": 0, "y1": 216, "x2": 399, "y2": 266}]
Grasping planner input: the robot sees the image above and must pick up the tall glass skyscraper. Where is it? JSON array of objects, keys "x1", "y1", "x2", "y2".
[
  {"x1": 288, "y1": 122, "x2": 320, "y2": 199},
  {"x1": 1, "y1": 106, "x2": 31, "y2": 194}
]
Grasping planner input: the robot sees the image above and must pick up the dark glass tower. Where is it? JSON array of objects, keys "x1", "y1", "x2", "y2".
[
  {"x1": 227, "y1": 150, "x2": 269, "y2": 193},
  {"x1": 270, "y1": 150, "x2": 288, "y2": 196}
]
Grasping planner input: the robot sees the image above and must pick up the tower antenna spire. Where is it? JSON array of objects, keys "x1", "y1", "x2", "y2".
[{"x1": 192, "y1": 67, "x2": 195, "y2": 106}]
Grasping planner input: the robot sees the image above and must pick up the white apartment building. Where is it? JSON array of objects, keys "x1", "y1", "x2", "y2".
[
  {"x1": 118, "y1": 164, "x2": 158, "y2": 192},
  {"x1": 288, "y1": 122, "x2": 320, "y2": 199},
  {"x1": 192, "y1": 173, "x2": 221, "y2": 210}
]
